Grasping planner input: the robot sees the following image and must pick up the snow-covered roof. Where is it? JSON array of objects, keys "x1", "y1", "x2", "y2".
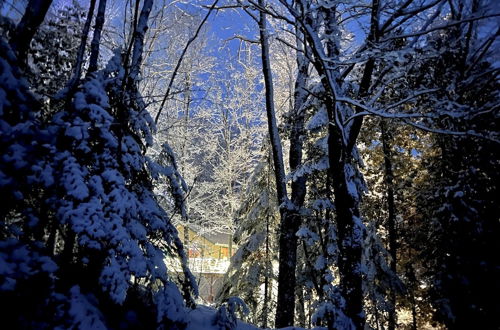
[{"x1": 184, "y1": 224, "x2": 232, "y2": 246}]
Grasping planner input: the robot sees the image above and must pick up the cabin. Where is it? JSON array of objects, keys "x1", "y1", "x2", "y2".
[{"x1": 176, "y1": 224, "x2": 235, "y2": 304}]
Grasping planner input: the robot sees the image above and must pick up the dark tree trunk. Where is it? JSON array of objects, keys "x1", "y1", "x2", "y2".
[
  {"x1": 299, "y1": 28, "x2": 365, "y2": 330},
  {"x1": 296, "y1": 285, "x2": 306, "y2": 328},
  {"x1": 381, "y1": 119, "x2": 398, "y2": 330},
  {"x1": 320, "y1": 2, "x2": 380, "y2": 327},
  {"x1": 129, "y1": 0, "x2": 153, "y2": 82},
  {"x1": 305, "y1": 6, "x2": 367, "y2": 328},
  {"x1": 262, "y1": 176, "x2": 271, "y2": 328},
  {"x1": 287, "y1": 29, "x2": 309, "y2": 328},
  {"x1": 87, "y1": 0, "x2": 107, "y2": 74},
  {"x1": 257, "y1": 0, "x2": 295, "y2": 327},
  {"x1": 10, "y1": 0, "x2": 53, "y2": 66},
  {"x1": 289, "y1": 28, "x2": 309, "y2": 233},
  {"x1": 326, "y1": 114, "x2": 364, "y2": 330},
  {"x1": 64, "y1": 0, "x2": 96, "y2": 97}
]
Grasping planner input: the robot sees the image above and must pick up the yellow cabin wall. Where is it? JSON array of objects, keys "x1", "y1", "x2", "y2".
[{"x1": 176, "y1": 225, "x2": 232, "y2": 260}]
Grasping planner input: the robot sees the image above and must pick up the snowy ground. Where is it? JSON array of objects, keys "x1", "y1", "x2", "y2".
[
  {"x1": 185, "y1": 305, "x2": 321, "y2": 330},
  {"x1": 185, "y1": 305, "x2": 258, "y2": 330}
]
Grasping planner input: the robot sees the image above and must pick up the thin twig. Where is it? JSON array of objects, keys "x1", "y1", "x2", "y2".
[{"x1": 153, "y1": 0, "x2": 220, "y2": 125}]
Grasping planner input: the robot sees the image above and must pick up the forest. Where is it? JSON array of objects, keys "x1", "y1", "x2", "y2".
[{"x1": 0, "y1": 0, "x2": 498, "y2": 329}]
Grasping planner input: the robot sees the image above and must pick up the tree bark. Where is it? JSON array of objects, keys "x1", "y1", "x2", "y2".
[
  {"x1": 327, "y1": 111, "x2": 364, "y2": 330},
  {"x1": 262, "y1": 164, "x2": 271, "y2": 328},
  {"x1": 381, "y1": 119, "x2": 397, "y2": 330},
  {"x1": 87, "y1": 0, "x2": 107, "y2": 74},
  {"x1": 10, "y1": 0, "x2": 53, "y2": 66},
  {"x1": 257, "y1": 0, "x2": 295, "y2": 327},
  {"x1": 63, "y1": 0, "x2": 96, "y2": 97},
  {"x1": 288, "y1": 24, "x2": 309, "y2": 328},
  {"x1": 129, "y1": 0, "x2": 153, "y2": 82},
  {"x1": 310, "y1": 6, "x2": 366, "y2": 328},
  {"x1": 289, "y1": 26, "x2": 309, "y2": 236},
  {"x1": 299, "y1": 1, "x2": 381, "y2": 327}
]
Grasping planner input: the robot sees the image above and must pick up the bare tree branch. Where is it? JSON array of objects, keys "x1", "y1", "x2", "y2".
[{"x1": 154, "y1": 0, "x2": 219, "y2": 125}]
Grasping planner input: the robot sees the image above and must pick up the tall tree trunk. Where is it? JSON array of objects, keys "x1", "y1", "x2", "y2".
[
  {"x1": 262, "y1": 158, "x2": 271, "y2": 328},
  {"x1": 289, "y1": 24, "x2": 309, "y2": 244},
  {"x1": 224, "y1": 106, "x2": 234, "y2": 259},
  {"x1": 257, "y1": 0, "x2": 294, "y2": 327},
  {"x1": 306, "y1": 62, "x2": 365, "y2": 329},
  {"x1": 278, "y1": 3, "x2": 364, "y2": 327},
  {"x1": 313, "y1": 6, "x2": 366, "y2": 328},
  {"x1": 289, "y1": 26, "x2": 309, "y2": 328},
  {"x1": 262, "y1": 221, "x2": 270, "y2": 328},
  {"x1": 407, "y1": 260, "x2": 418, "y2": 330},
  {"x1": 10, "y1": 0, "x2": 53, "y2": 66},
  {"x1": 129, "y1": 0, "x2": 153, "y2": 83},
  {"x1": 296, "y1": 285, "x2": 306, "y2": 328},
  {"x1": 299, "y1": 1, "x2": 381, "y2": 326},
  {"x1": 381, "y1": 119, "x2": 397, "y2": 330},
  {"x1": 87, "y1": 0, "x2": 107, "y2": 74},
  {"x1": 328, "y1": 128, "x2": 364, "y2": 329},
  {"x1": 63, "y1": 0, "x2": 96, "y2": 97}
]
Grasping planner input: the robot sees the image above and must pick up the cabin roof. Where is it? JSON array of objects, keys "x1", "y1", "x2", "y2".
[{"x1": 184, "y1": 223, "x2": 232, "y2": 246}]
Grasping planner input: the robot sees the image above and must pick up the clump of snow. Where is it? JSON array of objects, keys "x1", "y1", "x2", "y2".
[
  {"x1": 296, "y1": 226, "x2": 320, "y2": 246},
  {"x1": 155, "y1": 281, "x2": 188, "y2": 325},
  {"x1": 306, "y1": 106, "x2": 328, "y2": 131},
  {"x1": 68, "y1": 286, "x2": 106, "y2": 330},
  {"x1": 0, "y1": 238, "x2": 57, "y2": 291}
]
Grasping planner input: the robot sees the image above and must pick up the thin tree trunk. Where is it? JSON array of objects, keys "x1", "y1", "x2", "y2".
[
  {"x1": 129, "y1": 0, "x2": 153, "y2": 83},
  {"x1": 10, "y1": 0, "x2": 53, "y2": 66},
  {"x1": 180, "y1": 72, "x2": 191, "y2": 174},
  {"x1": 63, "y1": 0, "x2": 96, "y2": 97},
  {"x1": 411, "y1": 296, "x2": 418, "y2": 330},
  {"x1": 296, "y1": 285, "x2": 306, "y2": 328},
  {"x1": 117, "y1": 0, "x2": 153, "y2": 158},
  {"x1": 262, "y1": 162, "x2": 271, "y2": 328},
  {"x1": 257, "y1": 0, "x2": 295, "y2": 327},
  {"x1": 183, "y1": 226, "x2": 189, "y2": 256},
  {"x1": 262, "y1": 228, "x2": 269, "y2": 328},
  {"x1": 224, "y1": 107, "x2": 234, "y2": 259},
  {"x1": 381, "y1": 119, "x2": 398, "y2": 330},
  {"x1": 406, "y1": 249, "x2": 418, "y2": 330},
  {"x1": 289, "y1": 21, "x2": 309, "y2": 249},
  {"x1": 286, "y1": 17, "x2": 310, "y2": 329},
  {"x1": 87, "y1": 0, "x2": 107, "y2": 74}
]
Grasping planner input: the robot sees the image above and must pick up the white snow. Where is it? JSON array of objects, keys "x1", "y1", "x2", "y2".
[
  {"x1": 185, "y1": 304, "x2": 258, "y2": 330},
  {"x1": 68, "y1": 286, "x2": 107, "y2": 330}
]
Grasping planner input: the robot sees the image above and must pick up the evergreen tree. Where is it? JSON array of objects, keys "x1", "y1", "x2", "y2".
[
  {"x1": 216, "y1": 149, "x2": 279, "y2": 328},
  {"x1": 0, "y1": 0, "x2": 197, "y2": 327},
  {"x1": 409, "y1": 8, "x2": 500, "y2": 327}
]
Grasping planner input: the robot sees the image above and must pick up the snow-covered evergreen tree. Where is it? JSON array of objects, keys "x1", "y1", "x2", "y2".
[
  {"x1": 0, "y1": 35, "x2": 61, "y2": 328},
  {"x1": 0, "y1": 0, "x2": 197, "y2": 326},
  {"x1": 409, "y1": 7, "x2": 500, "y2": 327},
  {"x1": 216, "y1": 149, "x2": 279, "y2": 328}
]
